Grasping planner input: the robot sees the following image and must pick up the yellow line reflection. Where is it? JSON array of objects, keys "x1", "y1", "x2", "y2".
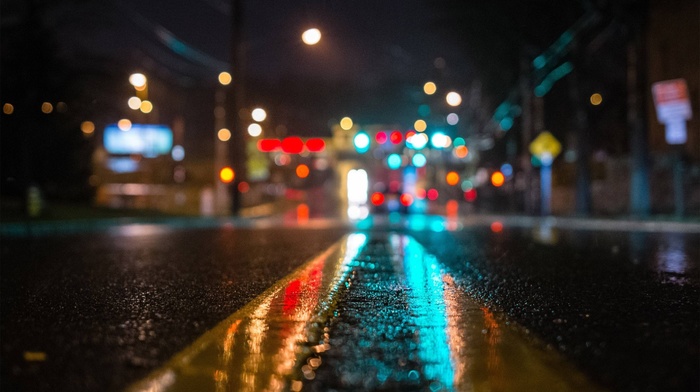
[{"x1": 126, "y1": 234, "x2": 366, "y2": 392}]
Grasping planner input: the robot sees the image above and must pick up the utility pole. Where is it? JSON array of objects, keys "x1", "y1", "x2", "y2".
[
  {"x1": 568, "y1": 40, "x2": 592, "y2": 216},
  {"x1": 626, "y1": 0, "x2": 651, "y2": 217},
  {"x1": 230, "y1": 0, "x2": 247, "y2": 215}
]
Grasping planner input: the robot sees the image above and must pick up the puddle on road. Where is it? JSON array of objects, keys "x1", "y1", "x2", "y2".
[{"x1": 127, "y1": 233, "x2": 604, "y2": 392}]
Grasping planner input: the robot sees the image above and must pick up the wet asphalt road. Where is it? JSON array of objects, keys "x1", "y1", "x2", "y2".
[{"x1": 1, "y1": 216, "x2": 698, "y2": 391}]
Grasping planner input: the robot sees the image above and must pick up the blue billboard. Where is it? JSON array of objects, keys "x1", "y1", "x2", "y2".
[{"x1": 104, "y1": 124, "x2": 173, "y2": 157}]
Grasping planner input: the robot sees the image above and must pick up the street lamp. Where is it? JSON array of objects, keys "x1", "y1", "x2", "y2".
[
  {"x1": 301, "y1": 28, "x2": 322, "y2": 45},
  {"x1": 446, "y1": 91, "x2": 462, "y2": 107}
]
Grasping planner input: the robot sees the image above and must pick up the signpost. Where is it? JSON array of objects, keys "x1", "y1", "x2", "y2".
[
  {"x1": 529, "y1": 131, "x2": 562, "y2": 216},
  {"x1": 652, "y1": 79, "x2": 693, "y2": 217}
]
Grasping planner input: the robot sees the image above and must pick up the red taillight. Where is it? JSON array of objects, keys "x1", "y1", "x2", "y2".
[
  {"x1": 371, "y1": 192, "x2": 385, "y2": 206},
  {"x1": 258, "y1": 139, "x2": 281, "y2": 152},
  {"x1": 305, "y1": 138, "x2": 325, "y2": 152},
  {"x1": 281, "y1": 137, "x2": 304, "y2": 154},
  {"x1": 390, "y1": 130, "x2": 403, "y2": 144}
]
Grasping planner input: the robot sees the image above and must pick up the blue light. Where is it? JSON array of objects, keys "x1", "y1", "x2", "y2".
[
  {"x1": 533, "y1": 55, "x2": 547, "y2": 69},
  {"x1": 353, "y1": 132, "x2": 371, "y2": 153},
  {"x1": 499, "y1": 117, "x2": 513, "y2": 131},
  {"x1": 387, "y1": 154, "x2": 402, "y2": 170},
  {"x1": 104, "y1": 124, "x2": 173, "y2": 157},
  {"x1": 500, "y1": 163, "x2": 513, "y2": 177},
  {"x1": 412, "y1": 153, "x2": 427, "y2": 168}
]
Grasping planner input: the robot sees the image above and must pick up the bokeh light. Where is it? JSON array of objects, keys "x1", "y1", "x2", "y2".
[
  {"x1": 129, "y1": 73, "x2": 147, "y2": 88},
  {"x1": 590, "y1": 93, "x2": 603, "y2": 106},
  {"x1": 296, "y1": 164, "x2": 310, "y2": 178},
  {"x1": 218, "y1": 72, "x2": 232, "y2": 85},
  {"x1": 128, "y1": 97, "x2": 142, "y2": 110},
  {"x1": 446, "y1": 113, "x2": 459, "y2": 125},
  {"x1": 218, "y1": 128, "x2": 231, "y2": 141},
  {"x1": 491, "y1": 171, "x2": 505, "y2": 187},
  {"x1": 423, "y1": 81, "x2": 437, "y2": 95},
  {"x1": 247, "y1": 123, "x2": 263, "y2": 137},
  {"x1": 140, "y1": 100, "x2": 153, "y2": 113},
  {"x1": 446, "y1": 91, "x2": 462, "y2": 106},
  {"x1": 251, "y1": 108, "x2": 267, "y2": 122},
  {"x1": 80, "y1": 121, "x2": 95, "y2": 135},
  {"x1": 340, "y1": 117, "x2": 353, "y2": 130},
  {"x1": 414, "y1": 119, "x2": 427, "y2": 132},
  {"x1": 446, "y1": 171, "x2": 460, "y2": 186},
  {"x1": 171, "y1": 145, "x2": 185, "y2": 161},
  {"x1": 387, "y1": 154, "x2": 402, "y2": 170},
  {"x1": 371, "y1": 192, "x2": 385, "y2": 206},
  {"x1": 353, "y1": 132, "x2": 370, "y2": 153},
  {"x1": 219, "y1": 167, "x2": 235, "y2": 183},
  {"x1": 117, "y1": 119, "x2": 132, "y2": 131},
  {"x1": 3, "y1": 103, "x2": 14, "y2": 114},
  {"x1": 41, "y1": 102, "x2": 53, "y2": 114},
  {"x1": 302, "y1": 28, "x2": 322, "y2": 45},
  {"x1": 454, "y1": 145, "x2": 469, "y2": 158},
  {"x1": 412, "y1": 153, "x2": 427, "y2": 167}
]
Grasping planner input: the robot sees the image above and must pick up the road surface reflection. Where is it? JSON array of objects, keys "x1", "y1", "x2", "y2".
[{"x1": 128, "y1": 233, "x2": 603, "y2": 391}]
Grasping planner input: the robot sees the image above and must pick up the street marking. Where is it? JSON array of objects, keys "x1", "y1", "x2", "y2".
[{"x1": 126, "y1": 233, "x2": 606, "y2": 391}]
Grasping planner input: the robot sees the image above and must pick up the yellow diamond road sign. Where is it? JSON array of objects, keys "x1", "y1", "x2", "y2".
[{"x1": 529, "y1": 131, "x2": 561, "y2": 159}]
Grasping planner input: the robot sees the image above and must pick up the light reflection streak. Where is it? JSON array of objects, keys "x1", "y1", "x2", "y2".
[
  {"x1": 396, "y1": 234, "x2": 455, "y2": 389},
  {"x1": 655, "y1": 233, "x2": 689, "y2": 275},
  {"x1": 211, "y1": 233, "x2": 367, "y2": 391}
]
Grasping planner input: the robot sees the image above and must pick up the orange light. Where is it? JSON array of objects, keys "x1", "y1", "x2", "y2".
[
  {"x1": 296, "y1": 164, "x2": 310, "y2": 178},
  {"x1": 446, "y1": 171, "x2": 460, "y2": 186},
  {"x1": 219, "y1": 167, "x2": 235, "y2": 183},
  {"x1": 371, "y1": 192, "x2": 385, "y2": 206},
  {"x1": 491, "y1": 171, "x2": 505, "y2": 187},
  {"x1": 490, "y1": 221, "x2": 504, "y2": 233},
  {"x1": 446, "y1": 199, "x2": 458, "y2": 217},
  {"x1": 454, "y1": 145, "x2": 468, "y2": 158},
  {"x1": 297, "y1": 203, "x2": 310, "y2": 223}
]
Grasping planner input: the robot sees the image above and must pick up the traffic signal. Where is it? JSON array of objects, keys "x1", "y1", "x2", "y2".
[{"x1": 353, "y1": 131, "x2": 370, "y2": 154}]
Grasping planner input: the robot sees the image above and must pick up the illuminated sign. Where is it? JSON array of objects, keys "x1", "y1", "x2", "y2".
[{"x1": 104, "y1": 124, "x2": 173, "y2": 157}]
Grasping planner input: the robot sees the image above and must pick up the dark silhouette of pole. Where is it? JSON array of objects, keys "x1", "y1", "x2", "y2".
[
  {"x1": 626, "y1": 0, "x2": 651, "y2": 217},
  {"x1": 567, "y1": 40, "x2": 592, "y2": 216},
  {"x1": 229, "y1": 0, "x2": 246, "y2": 215}
]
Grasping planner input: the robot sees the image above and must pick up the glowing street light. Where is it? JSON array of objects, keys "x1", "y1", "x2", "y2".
[
  {"x1": 218, "y1": 71, "x2": 232, "y2": 86},
  {"x1": 340, "y1": 117, "x2": 353, "y2": 130},
  {"x1": 302, "y1": 28, "x2": 322, "y2": 45},
  {"x1": 129, "y1": 73, "x2": 147, "y2": 89},
  {"x1": 446, "y1": 91, "x2": 462, "y2": 107},
  {"x1": 251, "y1": 108, "x2": 267, "y2": 122},
  {"x1": 423, "y1": 82, "x2": 437, "y2": 95}
]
